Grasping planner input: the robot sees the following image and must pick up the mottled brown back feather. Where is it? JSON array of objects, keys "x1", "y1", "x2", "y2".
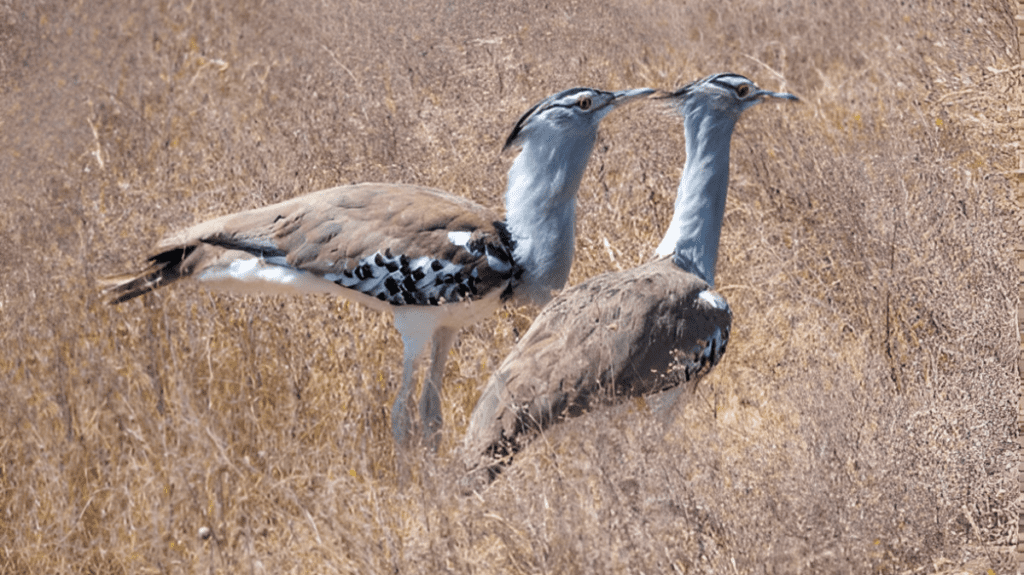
[
  {"x1": 462, "y1": 257, "x2": 732, "y2": 480},
  {"x1": 103, "y1": 183, "x2": 517, "y2": 305}
]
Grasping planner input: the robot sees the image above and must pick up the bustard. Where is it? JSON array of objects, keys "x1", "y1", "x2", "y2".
[
  {"x1": 103, "y1": 86, "x2": 654, "y2": 449},
  {"x1": 460, "y1": 73, "x2": 797, "y2": 484}
]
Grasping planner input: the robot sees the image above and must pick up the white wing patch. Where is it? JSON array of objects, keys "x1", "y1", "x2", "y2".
[
  {"x1": 202, "y1": 258, "x2": 298, "y2": 286},
  {"x1": 197, "y1": 257, "x2": 346, "y2": 297},
  {"x1": 447, "y1": 231, "x2": 472, "y2": 248},
  {"x1": 698, "y1": 290, "x2": 729, "y2": 311}
]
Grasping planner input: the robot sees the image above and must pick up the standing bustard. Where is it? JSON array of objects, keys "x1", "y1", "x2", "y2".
[
  {"x1": 460, "y1": 73, "x2": 797, "y2": 483},
  {"x1": 103, "y1": 86, "x2": 654, "y2": 449}
]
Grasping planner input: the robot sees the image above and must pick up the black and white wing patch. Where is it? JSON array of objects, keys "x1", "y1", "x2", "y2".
[
  {"x1": 660, "y1": 289, "x2": 731, "y2": 388},
  {"x1": 322, "y1": 249, "x2": 479, "y2": 306},
  {"x1": 268, "y1": 222, "x2": 520, "y2": 307}
]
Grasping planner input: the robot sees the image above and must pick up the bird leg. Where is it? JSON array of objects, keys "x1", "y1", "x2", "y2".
[
  {"x1": 646, "y1": 368, "x2": 703, "y2": 431},
  {"x1": 419, "y1": 326, "x2": 457, "y2": 451},
  {"x1": 391, "y1": 328, "x2": 433, "y2": 448},
  {"x1": 647, "y1": 383, "x2": 690, "y2": 428}
]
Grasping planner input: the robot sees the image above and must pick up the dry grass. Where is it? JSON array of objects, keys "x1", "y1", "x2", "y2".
[{"x1": 0, "y1": 0, "x2": 1020, "y2": 573}]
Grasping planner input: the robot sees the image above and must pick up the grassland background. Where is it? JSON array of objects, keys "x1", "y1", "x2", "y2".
[{"x1": 1, "y1": 0, "x2": 1021, "y2": 573}]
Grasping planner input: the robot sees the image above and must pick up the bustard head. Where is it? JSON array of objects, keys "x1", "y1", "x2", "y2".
[
  {"x1": 500, "y1": 85, "x2": 654, "y2": 305},
  {"x1": 661, "y1": 73, "x2": 798, "y2": 117},
  {"x1": 654, "y1": 73, "x2": 797, "y2": 286},
  {"x1": 503, "y1": 87, "x2": 654, "y2": 151}
]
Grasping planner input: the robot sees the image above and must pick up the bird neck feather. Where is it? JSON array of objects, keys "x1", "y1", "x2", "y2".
[
  {"x1": 503, "y1": 126, "x2": 597, "y2": 305},
  {"x1": 655, "y1": 107, "x2": 738, "y2": 287}
]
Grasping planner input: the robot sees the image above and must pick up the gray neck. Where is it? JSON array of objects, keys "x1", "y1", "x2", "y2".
[
  {"x1": 505, "y1": 127, "x2": 597, "y2": 305},
  {"x1": 654, "y1": 105, "x2": 738, "y2": 287}
]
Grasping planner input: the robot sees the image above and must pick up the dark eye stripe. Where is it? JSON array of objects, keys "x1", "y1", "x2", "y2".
[
  {"x1": 502, "y1": 88, "x2": 602, "y2": 150},
  {"x1": 709, "y1": 73, "x2": 748, "y2": 84},
  {"x1": 550, "y1": 97, "x2": 594, "y2": 111},
  {"x1": 710, "y1": 80, "x2": 741, "y2": 91},
  {"x1": 708, "y1": 73, "x2": 751, "y2": 92}
]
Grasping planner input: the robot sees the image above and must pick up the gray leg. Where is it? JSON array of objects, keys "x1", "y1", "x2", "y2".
[
  {"x1": 647, "y1": 375, "x2": 700, "y2": 430},
  {"x1": 419, "y1": 326, "x2": 457, "y2": 451},
  {"x1": 391, "y1": 330, "x2": 432, "y2": 447}
]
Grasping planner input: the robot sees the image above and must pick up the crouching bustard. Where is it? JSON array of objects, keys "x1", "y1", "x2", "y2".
[{"x1": 461, "y1": 73, "x2": 797, "y2": 485}]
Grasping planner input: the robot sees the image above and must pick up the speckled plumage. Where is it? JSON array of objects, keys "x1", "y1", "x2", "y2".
[
  {"x1": 461, "y1": 258, "x2": 731, "y2": 481},
  {"x1": 104, "y1": 183, "x2": 521, "y2": 307},
  {"x1": 103, "y1": 86, "x2": 655, "y2": 449},
  {"x1": 460, "y1": 74, "x2": 797, "y2": 487}
]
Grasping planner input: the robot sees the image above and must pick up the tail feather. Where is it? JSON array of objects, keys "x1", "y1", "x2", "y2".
[{"x1": 101, "y1": 245, "x2": 199, "y2": 304}]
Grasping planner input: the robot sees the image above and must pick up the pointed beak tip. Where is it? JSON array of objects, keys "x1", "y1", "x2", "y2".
[
  {"x1": 613, "y1": 87, "x2": 656, "y2": 103},
  {"x1": 754, "y1": 88, "x2": 798, "y2": 102},
  {"x1": 651, "y1": 89, "x2": 681, "y2": 101}
]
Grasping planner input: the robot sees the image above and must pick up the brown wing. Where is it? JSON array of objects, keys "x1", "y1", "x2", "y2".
[
  {"x1": 462, "y1": 257, "x2": 732, "y2": 481},
  {"x1": 104, "y1": 183, "x2": 519, "y2": 306}
]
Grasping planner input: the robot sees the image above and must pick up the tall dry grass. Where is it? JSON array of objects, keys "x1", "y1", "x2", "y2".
[{"x1": 0, "y1": 0, "x2": 1019, "y2": 572}]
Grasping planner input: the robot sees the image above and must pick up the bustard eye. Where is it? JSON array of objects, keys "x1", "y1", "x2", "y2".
[
  {"x1": 735, "y1": 84, "x2": 751, "y2": 97},
  {"x1": 577, "y1": 97, "x2": 592, "y2": 110}
]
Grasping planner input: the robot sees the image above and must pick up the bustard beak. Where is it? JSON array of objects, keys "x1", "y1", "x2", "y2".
[
  {"x1": 753, "y1": 88, "x2": 799, "y2": 101},
  {"x1": 653, "y1": 84, "x2": 800, "y2": 102},
  {"x1": 589, "y1": 87, "x2": 655, "y2": 119},
  {"x1": 609, "y1": 87, "x2": 657, "y2": 106},
  {"x1": 502, "y1": 86, "x2": 656, "y2": 151}
]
